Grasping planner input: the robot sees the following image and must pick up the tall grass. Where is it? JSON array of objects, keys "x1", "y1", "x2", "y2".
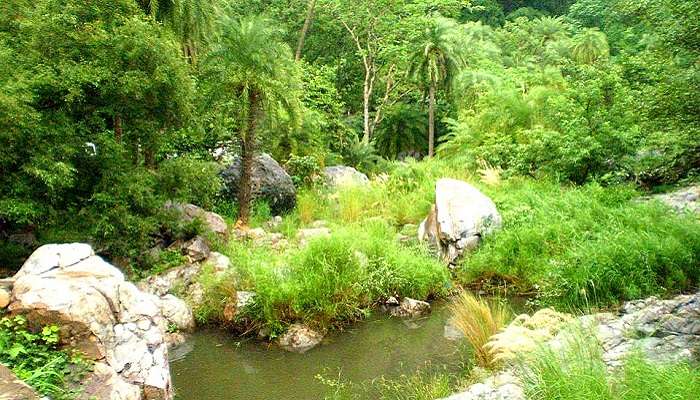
[
  {"x1": 459, "y1": 178, "x2": 700, "y2": 309},
  {"x1": 519, "y1": 330, "x2": 700, "y2": 400},
  {"x1": 209, "y1": 220, "x2": 450, "y2": 334},
  {"x1": 449, "y1": 292, "x2": 509, "y2": 369}
]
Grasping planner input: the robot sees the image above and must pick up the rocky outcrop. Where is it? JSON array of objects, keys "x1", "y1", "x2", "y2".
[
  {"x1": 8, "y1": 243, "x2": 174, "y2": 399},
  {"x1": 419, "y1": 179, "x2": 501, "y2": 266},
  {"x1": 0, "y1": 364, "x2": 41, "y2": 400},
  {"x1": 323, "y1": 166, "x2": 369, "y2": 187},
  {"x1": 443, "y1": 292, "x2": 700, "y2": 400},
  {"x1": 221, "y1": 153, "x2": 296, "y2": 214},
  {"x1": 647, "y1": 185, "x2": 699, "y2": 214},
  {"x1": 278, "y1": 324, "x2": 324, "y2": 353},
  {"x1": 164, "y1": 202, "x2": 228, "y2": 238}
]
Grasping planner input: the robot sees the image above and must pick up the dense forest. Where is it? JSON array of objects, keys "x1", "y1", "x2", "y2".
[
  {"x1": 1, "y1": 1, "x2": 700, "y2": 399},
  {"x1": 1, "y1": 0, "x2": 698, "y2": 268}
]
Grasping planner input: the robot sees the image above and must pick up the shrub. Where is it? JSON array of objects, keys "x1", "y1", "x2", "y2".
[
  {"x1": 0, "y1": 315, "x2": 90, "y2": 399},
  {"x1": 449, "y1": 292, "x2": 509, "y2": 369},
  {"x1": 157, "y1": 155, "x2": 222, "y2": 209},
  {"x1": 458, "y1": 179, "x2": 700, "y2": 309},
  {"x1": 285, "y1": 154, "x2": 322, "y2": 187}
]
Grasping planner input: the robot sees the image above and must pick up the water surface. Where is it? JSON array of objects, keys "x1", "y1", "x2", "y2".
[{"x1": 171, "y1": 304, "x2": 466, "y2": 400}]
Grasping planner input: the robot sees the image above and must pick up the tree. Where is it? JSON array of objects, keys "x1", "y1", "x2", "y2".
[
  {"x1": 571, "y1": 28, "x2": 609, "y2": 64},
  {"x1": 201, "y1": 15, "x2": 302, "y2": 225},
  {"x1": 410, "y1": 16, "x2": 466, "y2": 157},
  {"x1": 295, "y1": 0, "x2": 317, "y2": 61},
  {"x1": 136, "y1": 0, "x2": 221, "y2": 64}
]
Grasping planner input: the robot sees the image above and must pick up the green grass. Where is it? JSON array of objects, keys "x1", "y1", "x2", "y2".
[
  {"x1": 519, "y1": 330, "x2": 700, "y2": 400},
  {"x1": 198, "y1": 220, "x2": 450, "y2": 335},
  {"x1": 0, "y1": 315, "x2": 90, "y2": 399},
  {"x1": 458, "y1": 178, "x2": 700, "y2": 309}
]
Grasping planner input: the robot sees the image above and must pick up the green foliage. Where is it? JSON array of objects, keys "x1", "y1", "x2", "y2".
[
  {"x1": 285, "y1": 154, "x2": 322, "y2": 187},
  {"x1": 0, "y1": 316, "x2": 90, "y2": 399},
  {"x1": 158, "y1": 156, "x2": 222, "y2": 209},
  {"x1": 518, "y1": 329, "x2": 700, "y2": 400},
  {"x1": 212, "y1": 221, "x2": 450, "y2": 333},
  {"x1": 458, "y1": 179, "x2": 700, "y2": 309}
]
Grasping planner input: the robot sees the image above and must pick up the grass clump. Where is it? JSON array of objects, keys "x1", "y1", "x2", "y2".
[
  {"x1": 449, "y1": 292, "x2": 509, "y2": 369},
  {"x1": 216, "y1": 220, "x2": 450, "y2": 335},
  {"x1": 0, "y1": 315, "x2": 90, "y2": 399},
  {"x1": 459, "y1": 178, "x2": 700, "y2": 309},
  {"x1": 519, "y1": 330, "x2": 700, "y2": 400}
]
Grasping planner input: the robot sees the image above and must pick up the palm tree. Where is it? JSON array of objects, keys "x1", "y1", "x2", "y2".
[
  {"x1": 137, "y1": 0, "x2": 220, "y2": 64},
  {"x1": 571, "y1": 28, "x2": 610, "y2": 65},
  {"x1": 201, "y1": 16, "x2": 302, "y2": 225},
  {"x1": 410, "y1": 17, "x2": 466, "y2": 157}
]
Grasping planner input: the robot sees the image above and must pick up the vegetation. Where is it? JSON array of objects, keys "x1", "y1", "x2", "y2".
[
  {"x1": 449, "y1": 292, "x2": 509, "y2": 369},
  {"x1": 519, "y1": 331, "x2": 700, "y2": 400},
  {"x1": 0, "y1": 316, "x2": 90, "y2": 399}
]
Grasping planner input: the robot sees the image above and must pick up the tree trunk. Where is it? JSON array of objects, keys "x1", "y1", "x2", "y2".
[
  {"x1": 114, "y1": 114, "x2": 122, "y2": 144},
  {"x1": 238, "y1": 91, "x2": 263, "y2": 226},
  {"x1": 362, "y1": 73, "x2": 372, "y2": 144},
  {"x1": 295, "y1": 0, "x2": 317, "y2": 61},
  {"x1": 428, "y1": 81, "x2": 436, "y2": 158}
]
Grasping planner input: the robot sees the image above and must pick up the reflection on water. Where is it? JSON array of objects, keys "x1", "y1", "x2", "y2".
[{"x1": 171, "y1": 304, "x2": 467, "y2": 400}]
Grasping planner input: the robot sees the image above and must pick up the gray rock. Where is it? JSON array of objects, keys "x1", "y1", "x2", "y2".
[
  {"x1": 0, "y1": 364, "x2": 41, "y2": 400},
  {"x1": 419, "y1": 179, "x2": 501, "y2": 265},
  {"x1": 278, "y1": 323, "x2": 324, "y2": 353},
  {"x1": 205, "y1": 252, "x2": 232, "y2": 276},
  {"x1": 440, "y1": 371, "x2": 524, "y2": 400},
  {"x1": 220, "y1": 153, "x2": 296, "y2": 214},
  {"x1": 138, "y1": 264, "x2": 201, "y2": 298},
  {"x1": 159, "y1": 294, "x2": 194, "y2": 332},
  {"x1": 10, "y1": 244, "x2": 173, "y2": 399},
  {"x1": 164, "y1": 202, "x2": 228, "y2": 238},
  {"x1": 646, "y1": 186, "x2": 700, "y2": 214},
  {"x1": 389, "y1": 297, "x2": 431, "y2": 317},
  {"x1": 236, "y1": 291, "x2": 256, "y2": 310},
  {"x1": 183, "y1": 236, "x2": 210, "y2": 262},
  {"x1": 77, "y1": 362, "x2": 141, "y2": 400},
  {"x1": 323, "y1": 166, "x2": 369, "y2": 187},
  {"x1": 296, "y1": 228, "x2": 331, "y2": 243}
]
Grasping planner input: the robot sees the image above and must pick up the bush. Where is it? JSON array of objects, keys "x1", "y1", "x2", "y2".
[
  {"x1": 157, "y1": 155, "x2": 222, "y2": 209},
  {"x1": 213, "y1": 221, "x2": 450, "y2": 334},
  {"x1": 0, "y1": 315, "x2": 90, "y2": 399},
  {"x1": 285, "y1": 154, "x2": 322, "y2": 187},
  {"x1": 458, "y1": 179, "x2": 700, "y2": 309}
]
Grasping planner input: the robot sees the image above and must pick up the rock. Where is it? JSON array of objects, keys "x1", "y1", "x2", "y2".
[
  {"x1": 220, "y1": 153, "x2": 296, "y2": 215},
  {"x1": 159, "y1": 294, "x2": 194, "y2": 332},
  {"x1": 182, "y1": 236, "x2": 210, "y2": 262},
  {"x1": 419, "y1": 179, "x2": 501, "y2": 265},
  {"x1": 9, "y1": 244, "x2": 174, "y2": 399},
  {"x1": 278, "y1": 323, "x2": 324, "y2": 353},
  {"x1": 647, "y1": 185, "x2": 700, "y2": 214},
  {"x1": 323, "y1": 166, "x2": 369, "y2": 187},
  {"x1": 444, "y1": 319, "x2": 465, "y2": 341},
  {"x1": 78, "y1": 362, "x2": 141, "y2": 400},
  {"x1": 440, "y1": 371, "x2": 524, "y2": 400},
  {"x1": 164, "y1": 201, "x2": 228, "y2": 238},
  {"x1": 310, "y1": 220, "x2": 328, "y2": 228},
  {"x1": 0, "y1": 287, "x2": 9, "y2": 309},
  {"x1": 236, "y1": 291, "x2": 256, "y2": 310},
  {"x1": 0, "y1": 364, "x2": 41, "y2": 400},
  {"x1": 205, "y1": 252, "x2": 231, "y2": 276},
  {"x1": 389, "y1": 297, "x2": 431, "y2": 317},
  {"x1": 138, "y1": 264, "x2": 201, "y2": 297},
  {"x1": 386, "y1": 296, "x2": 400, "y2": 306},
  {"x1": 296, "y1": 228, "x2": 331, "y2": 243},
  {"x1": 264, "y1": 216, "x2": 283, "y2": 230}
]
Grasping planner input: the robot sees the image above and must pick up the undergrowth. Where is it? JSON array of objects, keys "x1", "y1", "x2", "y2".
[{"x1": 0, "y1": 315, "x2": 91, "y2": 399}]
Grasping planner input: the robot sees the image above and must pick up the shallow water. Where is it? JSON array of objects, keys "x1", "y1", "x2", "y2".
[{"x1": 170, "y1": 304, "x2": 466, "y2": 400}]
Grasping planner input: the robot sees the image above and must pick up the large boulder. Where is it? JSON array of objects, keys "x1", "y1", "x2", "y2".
[
  {"x1": 220, "y1": 153, "x2": 296, "y2": 214},
  {"x1": 323, "y1": 166, "x2": 369, "y2": 187},
  {"x1": 9, "y1": 244, "x2": 173, "y2": 399},
  {"x1": 278, "y1": 323, "x2": 324, "y2": 353},
  {"x1": 164, "y1": 202, "x2": 228, "y2": 238},
  {"x1": 418, "y1": 179, "x2": 501, "y2": 266},
  {"x1": 0, "y1": 364, "x2": 41, "y2": 400}
]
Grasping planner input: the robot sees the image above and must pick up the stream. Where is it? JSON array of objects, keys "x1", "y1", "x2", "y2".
[{"x1": 170, "y1": 304, "x2": 468, "y2": 399}]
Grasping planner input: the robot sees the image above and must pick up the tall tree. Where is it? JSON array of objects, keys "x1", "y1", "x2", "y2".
[
  {"x1": 571, "y1": 28, "x2": 609, "y2": 64},
  {"x1": 201, "y1": 15, "x2": 302, "y2": 225},
  {"x1": 410, "y1": 17, "x2": 466, "y2": 157},
  {"x1": 295, "y1": 0, "x2": 317, "y2": 61},
  {"x1": 137, "y1": 0, "x2": 220, "y2": 64}
]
